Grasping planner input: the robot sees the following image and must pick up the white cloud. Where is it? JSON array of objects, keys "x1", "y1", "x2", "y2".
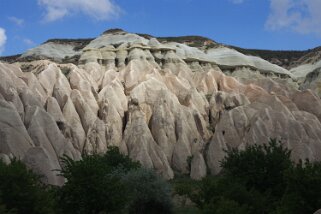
[
  {"x1": 38, "y1": 0, "x2": 121, "y2": 22},
  {"x1": 8, "y1": 16, "x2": 25, "y2": 26},
  {"x1": 266, "y1": 0, "x2": 321, "y2": 36},
  {"x1": 0, "y1": 28, "x2": 7, "y2": 55},
  {"x1": 23, "y1": 38, "x2": 35, "y2": 46}
]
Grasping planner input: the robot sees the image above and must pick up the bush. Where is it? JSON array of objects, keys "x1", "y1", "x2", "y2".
[
  {"x1": 221, "y1": 139, "x2": 292, "y2": 198},
  {"x1": 277, "y1": 161, "x2": 321, "y2": 214},
  {"x1": 0, "y1": 197, "x2": 14, "y2": 214},
  {"x1": 0, "y1": 147, "x2": 173, "y2": 214},
  {"x1": 58, "y1": 146, "x2": 141, "y2": 214},
  {"x1": 123, "y1": 168, "x2": 173, "y2": 214},
  {"x1": 184, "y1": 139, "x2": 321, "y2": 213},
  {"x1": 196, "y1": 176, "x2": 266, "y2": 214},
  {"x1": 57, "y1": 146, "x2": 175, "y2": 213},
  {"x1": 0, "y1": 159, "x2": 55, "y2": 214}
]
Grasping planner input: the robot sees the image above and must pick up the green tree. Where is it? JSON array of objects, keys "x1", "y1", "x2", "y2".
[
  {"x1": 174, "y1": 140, "x2": 321, "y2": 213},
  {"x1": 0, "y1": 197, "x2": 15, "y2": 214},
  {"x1": 221, "y1": 139, "x2": 292, "y2": 197},
  {"x1": 123, "y1": 168, "x2": 173, "y2": 214},
  {"x1": 58, "y1": 146, "x2": 141, "y2": 214},
  {"x1": 172, "y1": 177, "x2": 200, "y2": 205},
  {"x1": 277, "y1": 160, "x2": 321, "y2": 214},
  {"x1": 0, "y1": 159, "x2": 55, "y2": 214},
  {"x1": 196, "y1": 176, "x2": 265, "y2": 214},
  {"x1": 189, "y1": 140, "x2": 294, "y2": 213}
]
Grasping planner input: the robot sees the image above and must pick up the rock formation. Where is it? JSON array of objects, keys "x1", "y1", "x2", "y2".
[{"x1": 1, "y1": 29, "x2": 321, "y2": 184}]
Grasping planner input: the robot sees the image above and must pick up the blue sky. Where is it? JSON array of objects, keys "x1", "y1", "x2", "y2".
[{"x1": 1, "y1": 0, "x2": 321, "y2": 56}]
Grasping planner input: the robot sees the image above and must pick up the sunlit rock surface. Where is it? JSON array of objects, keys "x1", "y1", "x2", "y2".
[{"x1": 1, "y1": 30, "x2": 321, "y2": 183}]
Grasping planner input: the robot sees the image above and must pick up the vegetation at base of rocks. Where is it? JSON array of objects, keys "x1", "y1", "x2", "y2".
[
  {"x1": 56, "y1": 146, "x2": 173, "y2": 214},
  {"x1": 187, "y1": 155, "x2": 193, "y2": 171},
  {"x1": 172, "y1": 139, "x2": 321, "y2": 214},
  {"x1": 123, "y1": 168, "x2": 173, "y2": 214},
  {"x1": 3, "y1": 141, "x2": 321, "y2": 213},
  {"x1": 0, "y1": 147, "x2": 173, "y2": 214},
  {"x1": 0, "y1": 158, "x2": 56, "y2": 214}
]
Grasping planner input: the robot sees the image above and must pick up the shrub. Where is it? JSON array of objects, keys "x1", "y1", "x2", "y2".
[
  {"x1": 221, "y1": 140, "x2": 292, "y2": 198},
  {"x1": 0, "y1": 159, "x2": 55, "y2": 214},
  {"x1": 277, "y1": 161, "x2": 321, "y2": 214},
  {"x1": 123, "y1": 168, "x2": 173, "y2": 214},
  {"x1": 182, "y1": 139, "x2": 321, "y2": 213},
  {"x1": 58, "y1": 146, "x2": 140, "y2": 214},
  {"x1": 188, "y1": 140, "x2": 292, "y2": 213}
]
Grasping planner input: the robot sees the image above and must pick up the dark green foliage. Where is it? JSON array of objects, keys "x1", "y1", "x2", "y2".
[
  {"x1": 0, "y1": 159, "x2": 55, "y2": 214},
  {"x1": 5, "y1": 139, "x2": 321, "y2": 213},
  {"x1": 190, "y1": 175, "x2": 264, "y2": 214},
  {"x1": 277, "y1": 161, "x2": 321, "y2": 214},
  {"x1": 0, "y1": 197, "x2": 15, "y2": 214},
  {"x1": 173, "y1": 177, "x2": 198, "y2": 197},
  {"x1": 187, "y1": 155, "x2": 193, "y2": 171},
  {"x1": 0, "y1": 147, "x2": 173, "y2": 214},
  {"x1": 221, "y1": 139, "x2": 292, "y2": 197},
  {"x1": 199, "y1": 140, "x2": 293, "y2": 213},
  {"x1": 58, "y1": 146, "x2": 141, "y2": 214},
  {"x1": 175, "y1": 139, "x2": 321, "y2": 213},
  {"x1": 203, "y1": 197, "x2": 250, "y2": 214},
  {"x1": 123, "y1": 168, "x2": 173, "y2": 214},
  {"x1": 100, "y1": 146, "x2": 141, "y2": 171},
  {"x1": 58, "y1": 147, "x2": 173, "y2": 214},
  {"x1": 172, "y1": 177, "x2": 201, "y2": 207}
]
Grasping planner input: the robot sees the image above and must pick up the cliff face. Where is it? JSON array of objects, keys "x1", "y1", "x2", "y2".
[{"x1": 1, "y1": 30, "x2": 321, "y2": 184}]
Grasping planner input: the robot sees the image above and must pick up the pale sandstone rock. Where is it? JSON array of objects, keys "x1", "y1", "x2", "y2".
[
  {"x1": 100, "y1": 69, "x2": 119, "y2": 88},
  {"x1": 70, "y1": 89, "x2": 107, "y2": 154},
  {"x1": 123, "y1": 104, "x2": 174, "y2": 179},
  {"x1": 69, "y1": 69, "x2": 99, "y2": 114},
  {"x1": 24, "y1": 105, "x2": 79, "y2": 160},
  {"x1": 0, "y1": 64, "x2": 27, "y2": 120},
  {"x1": 292, "y1": 90, "x2": 321, "y2": 121},
  {"x1": 314, "y1": 209, "x2": 321, "y2": 214},
  {"x1": 98, "y1": 80, "x2": 127, "y2": 147},
  {"x1": 63, "y1": 96, "x2": 86, "y2": 151},
  {"x1": 190, "y1": 152, "x2": 207, "y2": 180},
  {"x1": 20, "y1": 89, "x2": 43, "y2": 109},
  {"x1": 37, "y1": 63, "x2": 59, "y2": 97},
  {"x1": 119, "y1": 59, "x2": 162, "y2": 91},
  {"x1": 52, "y1": 70, "x2": 72, "y2": 109},
  {"x1": 0, "y1": 153, "x2": 11, "y2": 164},
  {"x1": 46, "y1": 97, "x2": 65, "y2": 123},
  {"x1": 2, "y1": 32, "x2": 321, "y2": 183},
  {"x1": 19, "y1": 72, "x2": 47, "y2": 104},
  {"x1": 0, "y1": 100, "x2": 33, "y2": 158},
  {"x1": 23, "y1": 147, "x2": 64, "y2": 186}
]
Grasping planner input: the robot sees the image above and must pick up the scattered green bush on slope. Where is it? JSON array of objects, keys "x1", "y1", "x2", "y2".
[
  {"x1": 0, "y1": 159, "x2": 55, "y2": 214},
  {"x1": 173, "y1": 139, "x2": 321, "y2": 214},
  {"x1": 57, "y1": 146, "x2": 172, "y2": 214},
  {"x1": 3, "y1": 141, "x2": 321, "y2": 214}
]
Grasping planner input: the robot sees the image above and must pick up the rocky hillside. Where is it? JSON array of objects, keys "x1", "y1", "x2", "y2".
[
  {"x1": 1, "y1": 29, "x2": 321, "y2": 185},
  {"x1": 231, "y1": 46, "x2": 321, "y2": 70}
]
